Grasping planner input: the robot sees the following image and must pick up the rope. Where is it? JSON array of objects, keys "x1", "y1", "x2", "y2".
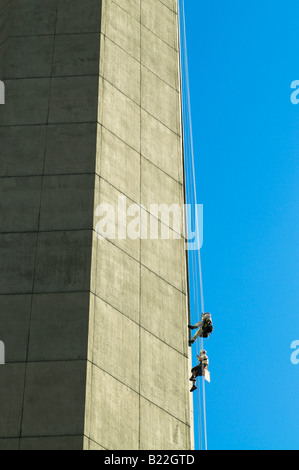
[{"x1": 179, "y1": 0, "x2": 208, "y2": 451}]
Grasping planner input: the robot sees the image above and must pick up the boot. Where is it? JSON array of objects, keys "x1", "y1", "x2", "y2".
[
  {"x1": 190, "y1": 384, "x2": 197, "y2": 392},
  {"x1": 188, "y1": 325, "x2": 196, "y2": 330}
]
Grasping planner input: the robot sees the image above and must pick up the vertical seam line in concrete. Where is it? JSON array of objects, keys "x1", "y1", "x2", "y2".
[
  {"x1": 18, "y1": 0, "x2": 59, "y2": 446},
  {"x1": 110, "y1": 0, "x2": 178, "y2": 53},
  {"x1": 99, "y1": 32, "x2": 180, "y2": 94},
  {"x1": 138, "y1": 0, "x2": 142, "y2": 451}
]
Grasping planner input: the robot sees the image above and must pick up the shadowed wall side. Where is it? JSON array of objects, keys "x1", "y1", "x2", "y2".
[{"x1": 0, "y1": 0, "x2": 102, "y2": 450}]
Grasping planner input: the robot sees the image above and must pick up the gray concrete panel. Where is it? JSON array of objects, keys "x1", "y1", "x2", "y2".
[
  {"x1": 21, "y1": 361, "x2": 86, "y2": 437},
  {"x1": 28, "y1": 292, "x2": 90, "y2": 362}
]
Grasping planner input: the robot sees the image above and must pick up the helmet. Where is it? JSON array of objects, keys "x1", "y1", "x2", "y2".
[
  {"x1": 203, "y1": 312, "x2": 211, "y2": 319},
  {"x1": 200, "y1": 349, "x2": 206, "y2": 355}
]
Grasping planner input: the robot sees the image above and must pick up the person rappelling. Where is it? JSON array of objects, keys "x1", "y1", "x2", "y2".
[
  {"x1": 190, "y1": 349, "x2": 209, "y2": 392},
  {"x1": 188, "y1": 312, "x2": 213, "y2": 345}
]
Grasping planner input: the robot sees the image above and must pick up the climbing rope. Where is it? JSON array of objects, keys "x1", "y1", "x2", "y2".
[{"x1": 178, "y1": 0, "x2": 208, "y2": 451}]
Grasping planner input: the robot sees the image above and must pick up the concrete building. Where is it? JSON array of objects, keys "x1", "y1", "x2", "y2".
[{"x1": 0, "y1": 0, "x2": 193, "y2": 450}]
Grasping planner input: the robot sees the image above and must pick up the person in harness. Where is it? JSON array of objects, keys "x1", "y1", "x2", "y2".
[
  {"x1": 188, "y1": 312, "x2": 213, "y2": 345},
  {"x1": 190, "y1": 349, "x2": 209, "y2": 392}
]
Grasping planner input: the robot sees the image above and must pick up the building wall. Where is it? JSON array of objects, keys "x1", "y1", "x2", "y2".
[{"x1": 0, "y1": 0, "x2": 192, "y2": 450}]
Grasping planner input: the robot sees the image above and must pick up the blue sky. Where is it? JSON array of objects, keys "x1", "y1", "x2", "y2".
[{"x1": 182, "y1": 0, "x2": 299, "y2": 450}]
